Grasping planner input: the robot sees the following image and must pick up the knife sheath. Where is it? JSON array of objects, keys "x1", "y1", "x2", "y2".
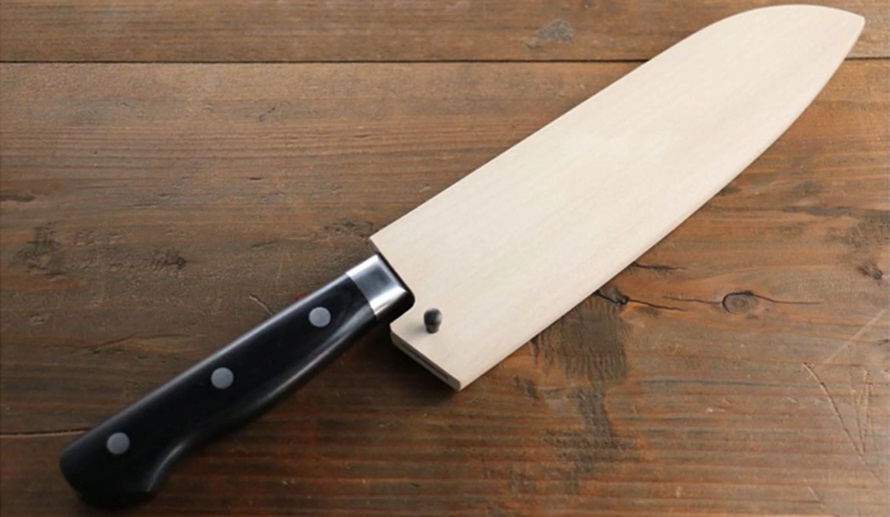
[{"x1": 371, "y1": 5, "x2": 863, "y2": 389}]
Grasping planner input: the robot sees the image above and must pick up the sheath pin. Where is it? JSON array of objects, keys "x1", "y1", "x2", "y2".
[{"x1": 424, "y1": 309, "x2": 442, "y2": 334}]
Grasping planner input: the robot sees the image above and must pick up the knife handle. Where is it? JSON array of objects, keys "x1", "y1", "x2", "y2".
[{"x1": 59, "y1": 255, "x2": 410, "y2": 507}]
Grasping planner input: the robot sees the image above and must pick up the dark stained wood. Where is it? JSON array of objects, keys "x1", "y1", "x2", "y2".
[
  {"x1": 0, "y1": 0, "x2": 887, "y2": 62},
  {"x1": 1, "y1": 61, "x2": 887, "y2": 515}
]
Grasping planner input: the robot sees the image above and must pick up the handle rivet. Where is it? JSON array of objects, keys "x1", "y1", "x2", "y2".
[
  {"x1": 106, "y1": 432, "x2": 130, "y2": 455},
  {"x1": 424, "y1": 309, "x2": 443, "y2": 334},
  {"x1": 211, "y1": 367, "x2": 234, "y2": 390},
  {"x1": 309, "y1": 307, "x2": 331, "y2": 328}
]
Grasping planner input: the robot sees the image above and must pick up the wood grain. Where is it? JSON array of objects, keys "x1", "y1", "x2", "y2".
[
  {"x1": 373, "y1": 6, "x2": 863, "y2": 389},
  {"x1": 0, "y1": 0, "x2": 887, "y2": 63},
  {"x1": 1, "y1": 60, "x2": 887, "y2": 515}
]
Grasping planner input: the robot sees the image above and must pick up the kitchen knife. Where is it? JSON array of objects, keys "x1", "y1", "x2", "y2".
[{"x1": 59, "y1": 5, "x2": 863, "y2": 506}]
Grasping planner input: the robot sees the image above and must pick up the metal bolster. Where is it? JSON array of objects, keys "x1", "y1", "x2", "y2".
[{"x1": 346, "y1": 255, "x2": 410, "y2": 320}]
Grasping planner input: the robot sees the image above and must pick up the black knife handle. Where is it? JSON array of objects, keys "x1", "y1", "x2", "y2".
[{"x1": 59, "y1": 256, "x2": 411, "y2": 507}]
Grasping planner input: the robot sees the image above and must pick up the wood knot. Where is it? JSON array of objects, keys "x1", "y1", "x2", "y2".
[
  {"x1": 722, "y1": 291, "x2": 757, "y2": 314},
  {"x1": 859, "y1": 263, "x2": 884, "y2": 280},
  {"x1": 596, "y1": 286, "x2": 628, "y2": 307},
  {"x1": 152, "y1": 248, "x2": 187, "y2": 271},
  {"x1": 523, "y1": 19, "x2": 574, "y2": 49}
]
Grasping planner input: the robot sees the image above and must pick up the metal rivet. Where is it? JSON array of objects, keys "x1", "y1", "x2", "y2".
[
  {"x1": 309, "y1": 307, "x2": 331, "y2": 328},
  {"x1": 106, "y1": 432, "x2": 130, "y2": 455},
  {"x1": 211, "y1": 367, "x2": 234, "y2": 389},
  {"x1": 424, "y1": 308, "x2": 442, "y2": 334}
]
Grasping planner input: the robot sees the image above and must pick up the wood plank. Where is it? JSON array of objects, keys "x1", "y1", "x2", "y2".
[
  {"x1": 0, "y1": 0, "x2": 886, "y2": 62},
  {"x1": 1, "y1": 61, "x2": 887, "y2": 515}
]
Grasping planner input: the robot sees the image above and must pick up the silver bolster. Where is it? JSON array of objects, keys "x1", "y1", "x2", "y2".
[{"x1": 346, "y1": 255, "x2": 410, "y2": 320}]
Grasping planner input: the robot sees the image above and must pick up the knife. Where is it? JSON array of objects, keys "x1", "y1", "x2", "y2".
[{"x1": 59, "y1": 5, "x2": 863, "y2": 506}]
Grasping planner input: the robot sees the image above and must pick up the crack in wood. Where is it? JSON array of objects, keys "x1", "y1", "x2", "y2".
[
  {"x1": 665, "y1": 295, "x2": 720, "y2": 305},
  {"x1": 92, "y1": 334, "x2": 137, "y2": 352},
  {"x1": 731, "y1": 291, "x2": 821, "y2": 306},
  {"x1": 1, "y1": 428, "x2": 89, "y2": 439},
  {"x1": 820, "y1": 309, "x2": 888, "y2": 366},
  {"x1": 802, "y1": 362, "x2": 865, "y2": 459},
  {"x1": 630, "y1": 261, "x2": 685, "y2": 272},
  {"x1": 666, "y1": 291, "x2": 820, "y2": 314},
  {"x1": 248, "y1": 293, "x2": 275, "y2": 316},
  {"x1": 594, "y1": 289, "x2": 685, "y2": 312},
  {"x1": 804, "y1": 483, "x2": 829, "y2": 514}
]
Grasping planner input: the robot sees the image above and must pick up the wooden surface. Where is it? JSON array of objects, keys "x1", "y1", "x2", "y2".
[
  {"x1": 374, "y1": 6, "x2": 864, "y2": 390},
  {"x1": 1, "y1": 0, "x2": 888, "y2": 61},
  {"x1": 1, "y1": 1, "x2": 887, "y2": 516}
]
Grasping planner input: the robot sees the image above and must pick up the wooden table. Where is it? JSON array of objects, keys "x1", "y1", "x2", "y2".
[{"x1": 1, "y1": 2, "x2": 887, "y2": 515}]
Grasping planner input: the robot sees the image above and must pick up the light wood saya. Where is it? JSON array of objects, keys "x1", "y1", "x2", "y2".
[
  {"x1": 371, "y1": 6, "x2": 863, "y2": 390},
  {"x1": 371, "y1": 6, "x2": 864, "y2": 389}
]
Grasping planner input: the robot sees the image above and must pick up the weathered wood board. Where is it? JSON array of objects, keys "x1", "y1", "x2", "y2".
[
  {"x1": 1, "y1": 0, "x2": 887, "y2": 62},
  {"x1": 1, "y1": 60, "x2": 887, "y2": 515}
]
